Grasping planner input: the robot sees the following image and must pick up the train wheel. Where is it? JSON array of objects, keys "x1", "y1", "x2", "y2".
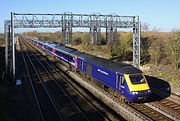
[{"x1": 124, "y1": 99, "x2": 130, "y2": 104}]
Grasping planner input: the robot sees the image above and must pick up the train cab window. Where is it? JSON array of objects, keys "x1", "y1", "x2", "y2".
[{"x1": 129, "y1": 74, "x2": 146, "y2": 84}]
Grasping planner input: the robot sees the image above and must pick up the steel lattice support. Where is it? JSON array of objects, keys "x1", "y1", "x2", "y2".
[
  {"x1": 90, "y1": 26, "x2": 101, "y2": 43},
  {"x1": 62, "y1": 13, "x2": 73, "y2": 43},
  {"x1": 106, "y1": 27, "x2": 118, "y2": 43},
  {"x1": 4, "y1": 20, "x2": 12, "y2": 79},
  {"x1": 106, "y1": 15, "x2": 118, "y2": 43},
  {"x1": 5, "y1": 12, "x2": 141, "y2": 81},
  {"x1": 132, "y1": 16, "x2": 140, "y2": 68},
  {"x1": 11, "y1": 12, "x2": 15, "y2": 81}
]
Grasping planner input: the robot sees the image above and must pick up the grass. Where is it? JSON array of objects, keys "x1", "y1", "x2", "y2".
[{"x1": 0, "y1": 33, "x2": 5, "y2": 46}]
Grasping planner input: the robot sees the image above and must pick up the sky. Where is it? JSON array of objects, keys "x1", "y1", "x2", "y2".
[{"x1": 1, "y1": 0, "x2": 180, "y2": 33}]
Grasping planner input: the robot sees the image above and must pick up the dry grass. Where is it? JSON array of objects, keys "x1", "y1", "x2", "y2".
[{"x1": 0, "y1": 39, "x2": 5, "y2": 46}]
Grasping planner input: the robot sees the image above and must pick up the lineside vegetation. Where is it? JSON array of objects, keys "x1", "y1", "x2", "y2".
[
  {"x1": 23, "y1": 31, "x2": 180, "y2": 70},
  {"x1": 23, "y1": 30, "x2": 180, "y2": 92}
]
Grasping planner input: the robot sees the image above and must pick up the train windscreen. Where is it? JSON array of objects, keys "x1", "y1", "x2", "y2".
[{"x1": 129, "y1": 74, "x2": 146, "y2": 84}]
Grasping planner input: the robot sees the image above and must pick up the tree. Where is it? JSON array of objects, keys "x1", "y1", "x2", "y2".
[
  {"x1": 151, "y1": 26, "x2": 160, "y2": 32},
  {"x1": 100, "y1": 36, "x2": 107, "y2": 45},
  {"x1": 148, "y1": 36, "x2": 166, "y2": 66},
  {"x1": 166, "y1": 32, "x2": 180, "y2": 69},
  {"x1": 141, "y1": 23, "x2": 150, "y2": 32},
  {"x1": 140, "y1": 36, "x2": 151, "y2": 64},
  {"x1": 111, "y1": 32, "x2": 132, "y2": 60},
  {"x1": 81, "y1": 33, "x2": 90, "y2": 50},
  {"x1": 73, "y1": 37, "x2": 82, "y2": 45}
]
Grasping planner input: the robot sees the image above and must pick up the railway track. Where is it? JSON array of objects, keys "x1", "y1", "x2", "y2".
[
  {"x1": 85, "y1": 77, "x2": 173, "y2": 121},
  {"x1": 129, "y1": 103, "x2": 173, "y2": 121},
  {"x1": 20, "y1": 39, "x2": 63, "y2": 121},
  {"x1": 169, "y1": 92, "x2": 180, "y2": 104},
  {"x1": 144, "y1": 94, "x2": 180, "y2": 120},
  {"x1": 24, "y1": 43, "x2": 93, "y2": 121},
  {"x1": 20, "y1": 37, "x2": 110, "y2": 121},
  {"x1": 20, "y1": 36, "x2": 179, "y2": 121},
  {"x1": 159, "y1": 99, "x2": 180, "y2": 113}
]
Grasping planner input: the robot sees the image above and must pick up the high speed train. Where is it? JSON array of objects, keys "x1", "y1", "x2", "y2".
[{"x1": 25, "y1": 36, "x2": 151, "y2": 102}]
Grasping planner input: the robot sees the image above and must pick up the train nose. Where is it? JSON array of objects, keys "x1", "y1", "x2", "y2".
[
  {"x1": 137, "y1": 96, "x2": 147, "y2": 101},
  {"x1": 135, "y1": 90, "x2": 151, "y2": 102}
]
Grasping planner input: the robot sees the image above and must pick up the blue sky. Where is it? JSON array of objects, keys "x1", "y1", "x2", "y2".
[{"x1": 1, "y1": 0, "x2": 180, "y2": 32}]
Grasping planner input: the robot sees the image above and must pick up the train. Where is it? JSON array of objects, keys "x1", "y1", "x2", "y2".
[{"x1": 24, "y1": 36, "x2": 151, "y2": 102}]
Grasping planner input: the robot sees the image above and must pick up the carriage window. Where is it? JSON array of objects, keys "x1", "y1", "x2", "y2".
[
  {"x1": 65, "y1": 54, "x2": 67, "y2": 58},
  {"x1": 69, "y1": 56, "x2": 74, "y2": 62},
  {"x1": 48, "y1": 47, "x2": 52, "y2": 51}
]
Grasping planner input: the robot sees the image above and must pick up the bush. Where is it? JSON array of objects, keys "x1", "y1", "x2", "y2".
[{"x1": 73, "y1": 37, "x2": 82, "y2": 45}]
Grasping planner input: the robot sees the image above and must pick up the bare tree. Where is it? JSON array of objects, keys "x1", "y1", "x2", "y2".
[
  {"x1": 166, "y1": 31, "x2": 180, "y2": 69},
  {"x1": 152, "y1": 26, "x2": 160, "y2": 32},
  {"x1": 141, "y1": 22, "x2": 150, "y2": 32}
]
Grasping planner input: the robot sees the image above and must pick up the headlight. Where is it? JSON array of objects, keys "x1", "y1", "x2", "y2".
[
  {"x1": 147, "y1": 89, "x2": 151, "y2": 93},
  {"x1": 132, "y1": 91, "x2": 138, "y2": 94}
]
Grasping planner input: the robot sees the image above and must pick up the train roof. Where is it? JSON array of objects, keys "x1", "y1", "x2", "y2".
[
  {"x1": 35, "y1": 39, "x2": 141, "y2": 74},
  {"x1": 44, "y1": 41, "x2": 58, "y2": 47},
  {"x1": 55, "y1": 45, "x2": 77, "y2": 55},
  {"x1": 77, "y1": 52, "x2": 142, "y2": 74},
  {"x1": 118, "y1": 65, "x2": 142, "y2": 74},
  {"x1": 70, "y1": 50, "x2": 84, "y2": 56},
  {"x1": 38, "y1": 40, "x2": 44, "y2": 43}
]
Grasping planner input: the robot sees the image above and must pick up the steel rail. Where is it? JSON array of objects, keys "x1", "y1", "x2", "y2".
[
  {"x1": 129, "y1": 103, "x2": 173, "y2": 121},
  {"x1": 20, "y1": 39, "x2": 45, "y2": 121},
  {"x1": 145, "y1": 95, "x2": 180, "y2": 120},
  {"x1": 20, "y1": 38, "x2": 64, "y2": 121}
]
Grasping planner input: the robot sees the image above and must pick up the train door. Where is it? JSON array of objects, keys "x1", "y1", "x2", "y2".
[
  {"x1": 86, "y1": 64, "x2": 92, "y2": 76},
  {"x1": 80, "y1": 60, "x2": 84, "y2": 71},
  {"x1": 52, "y1": 48, "x2": 55, "y2": 57},
  {"x1": 67, "y1": 54, "x2": 71, "y2": 69},
  {"x1": 74, "y1": 56, "x2": 77, "y2": 69},
  {"x1": 116, "y1": 73, "x2": 124, "y2": 92}
]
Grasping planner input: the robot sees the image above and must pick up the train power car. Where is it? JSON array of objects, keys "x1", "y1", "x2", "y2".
[{"x1": 26, "y1": 36, "x2": 151, "y2": 102}]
